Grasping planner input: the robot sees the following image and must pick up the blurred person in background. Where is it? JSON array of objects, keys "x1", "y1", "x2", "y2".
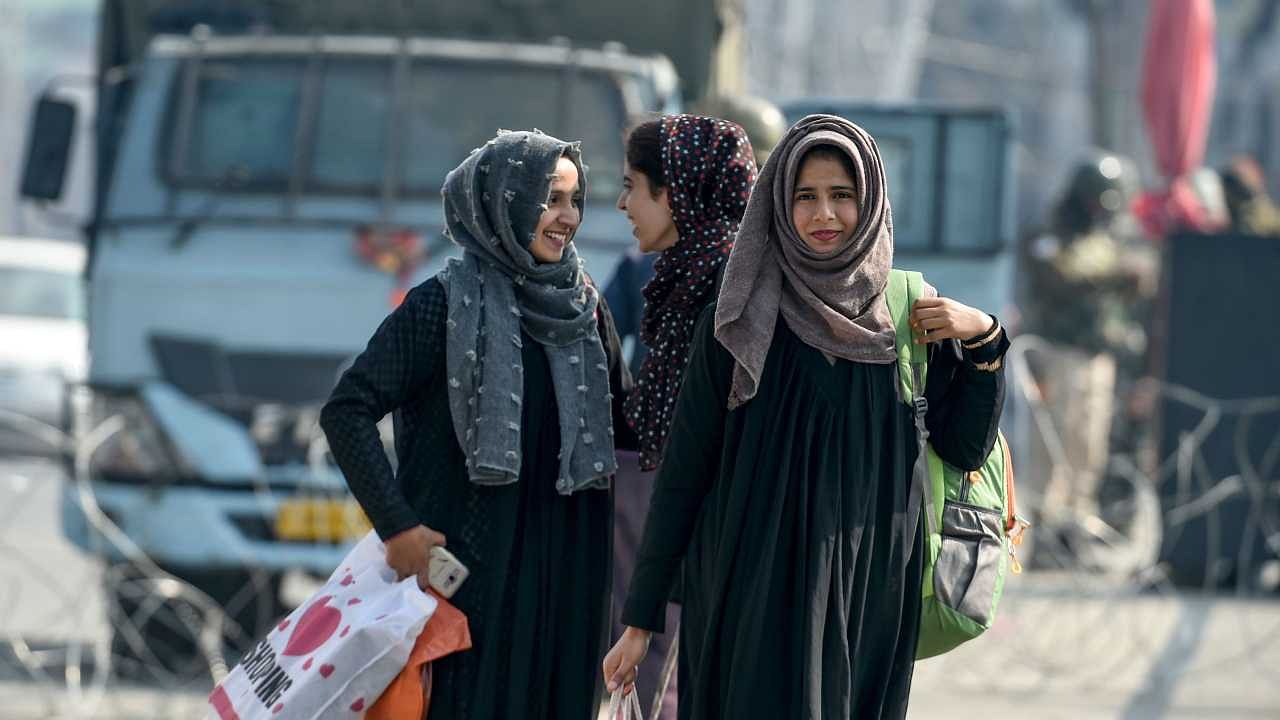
[
  {"x1": 692, "y1": 94, "x2": 788, "y2": 170},
  {"x1": 321, "y1": 130, "x2": 635, "y2": 720},
  {"x1": 607, "y1": 113, "x2": 757, "y2": 715},
  {"x1": 602, "y1": 251, "x2": 657, "y2": 378},
  {"x1": 1019, "y1": 153, "x2": 1159, "y2": 525},
  {"x1": 1219, "y1": 155, "x2": 1280, "y2": 236}
]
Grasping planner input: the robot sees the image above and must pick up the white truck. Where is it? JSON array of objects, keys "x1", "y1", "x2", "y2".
[{"x1": 17, "y1": 0, "x2": 752, "y2": 670}]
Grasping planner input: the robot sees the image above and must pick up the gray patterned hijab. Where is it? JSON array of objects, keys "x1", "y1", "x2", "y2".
[
  {"x1": 439, "y1": 130, "x2": 617, "y2": 492},
  {"x1": 715, "y1": 114, "x2": 899, "y2": 409}
]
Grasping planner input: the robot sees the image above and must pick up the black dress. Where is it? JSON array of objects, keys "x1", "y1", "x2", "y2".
[
  {"x1": 320, "y1": 276, "x2": 634, "y2": 720},
  {"x1": 621, "y1": 306, "x2": 1007, "y2": 720}
]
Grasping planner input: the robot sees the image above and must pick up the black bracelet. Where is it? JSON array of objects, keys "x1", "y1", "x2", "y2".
[{"x1": 962, "y1": 317, "x2": 1001, "y2": 349}]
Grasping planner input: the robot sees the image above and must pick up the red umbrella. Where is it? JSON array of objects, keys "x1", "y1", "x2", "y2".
[{"x1": 1133, "y1": 0, "x2": 1219, "y2": 238}]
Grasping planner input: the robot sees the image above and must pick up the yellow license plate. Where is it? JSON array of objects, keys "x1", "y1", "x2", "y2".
[{"x1": 274, "y1": 498, "x2": 371, "y2": 543}]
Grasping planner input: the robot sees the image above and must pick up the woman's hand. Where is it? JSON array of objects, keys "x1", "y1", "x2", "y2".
[
  {"x1": 602, "y1": 626, "x2": 652, "y2": 696},
  {"x1": 384, "y1": 524, "x2": 447, "y2": 590},
  {"x1": 910, "y1": 296, "x2": 995, "y2": 345}
]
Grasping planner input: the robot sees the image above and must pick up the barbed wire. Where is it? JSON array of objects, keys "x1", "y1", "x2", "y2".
[
  {"x1": 920, "y1": 336, "x2": 1280, "y2": 700},
  {"x1": 0, "y1": 334, "x2": 1277, "y2": 716}
]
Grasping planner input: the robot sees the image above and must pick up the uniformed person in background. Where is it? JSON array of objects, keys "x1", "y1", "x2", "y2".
[{"x1": 1019, "y1": 153, "x2": 1158, "y2": 530}]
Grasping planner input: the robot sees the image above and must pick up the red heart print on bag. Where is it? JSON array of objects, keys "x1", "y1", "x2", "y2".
[{"x1": 282, "y1": 596, "x2": 341, "y2": 657}]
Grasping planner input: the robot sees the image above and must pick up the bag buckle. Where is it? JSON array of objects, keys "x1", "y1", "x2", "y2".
[
  {"x1": 1007, "y1": 515, "x2": 1032, "y2": 574},
  {"x1": 912, "y1": 396, "x2": 928, "y2": 416},
  {"x1": 1009, "y1": 514, "x2": 1032, "y2": 543}
]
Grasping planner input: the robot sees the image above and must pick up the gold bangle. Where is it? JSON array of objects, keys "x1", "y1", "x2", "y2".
[
  {"x1": 971, "y1": 356, "x2": 1003, "y2": 372},
  {"x1": 962, "y1": 321, "x2": 1002, "y2": 350}
]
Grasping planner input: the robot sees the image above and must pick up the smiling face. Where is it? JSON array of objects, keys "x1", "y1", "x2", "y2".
[
  {"x1": 617, "y1": 160, "x2": 678, "y2": 253},
  {"x1": 790, "y1": 149, "x2": 861, "y2": 254},
  {"x1": 529, "y1": 155, "x2": 583, "y2": 263}
]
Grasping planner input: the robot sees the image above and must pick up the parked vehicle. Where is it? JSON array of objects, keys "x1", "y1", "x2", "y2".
[{"x1": 0, "y1": 237, "x2": 86, "y2": 457}]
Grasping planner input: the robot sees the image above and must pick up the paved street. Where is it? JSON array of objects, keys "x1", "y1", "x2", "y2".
[
  {"x1": 911, "y1": 590, "x2": 1280, "y2": 719},
  {"x1": 2, "y1": 456, "x2": 1278, "y2": 719}
]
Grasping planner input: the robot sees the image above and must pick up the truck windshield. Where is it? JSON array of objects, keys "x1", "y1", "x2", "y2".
[
  {"x1": 401, "y1": 59, "x2": 625, "y2": 198},
  {"x1": 187, "y1": 59, "x2": 304, "y2": 186},
  {"x1": 173, "y1": 55, "x2": 627, "y2": 200}
]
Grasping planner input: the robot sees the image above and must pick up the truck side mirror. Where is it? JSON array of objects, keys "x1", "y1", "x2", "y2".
[{"x1": 20, "y1": 97, "x2": 77, "y2": 201}]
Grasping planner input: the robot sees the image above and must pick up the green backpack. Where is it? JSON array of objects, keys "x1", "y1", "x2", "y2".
[{"x1": 884, "y1": 269, "x2": 1027, "y2": 660}]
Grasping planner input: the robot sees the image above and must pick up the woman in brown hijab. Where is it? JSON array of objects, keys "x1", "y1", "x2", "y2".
[{"x1": 603, "y1": 115, "x2": 1010, "y2": 718}]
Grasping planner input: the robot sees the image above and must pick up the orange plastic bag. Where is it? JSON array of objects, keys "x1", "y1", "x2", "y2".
[{"x1": 366, "y1": 591, "x2": 471, "y2": 720}]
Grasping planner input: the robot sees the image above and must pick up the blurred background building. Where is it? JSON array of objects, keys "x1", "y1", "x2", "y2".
[{"x1": 8, "y1": 0, "x2": 1280, "y2": 242}]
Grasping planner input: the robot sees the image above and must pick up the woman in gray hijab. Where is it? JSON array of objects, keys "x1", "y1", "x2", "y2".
[
  {"x1": 321, "y1": 129, "x2": 634, "y2": 719},
  {"x1": 603, "y1": 115, "x2": 1009, "y2": 718}
]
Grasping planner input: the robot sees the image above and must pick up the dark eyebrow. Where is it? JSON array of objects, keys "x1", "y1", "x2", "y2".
[{"x1": 795, "y1": 184, "x2": 856, "y2": 193}]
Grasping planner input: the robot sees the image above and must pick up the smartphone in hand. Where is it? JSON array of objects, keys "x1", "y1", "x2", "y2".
[{"x1": 428, "y1": 546, "x2": 469, "y2": 598}]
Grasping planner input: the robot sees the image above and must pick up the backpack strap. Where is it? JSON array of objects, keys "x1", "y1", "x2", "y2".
[
  {"x1": 885, "y1": 269, "x2": 939, "y2": 540},
  {"x1": 885, "y1": 270, "x2": 927, "y2": 401}
]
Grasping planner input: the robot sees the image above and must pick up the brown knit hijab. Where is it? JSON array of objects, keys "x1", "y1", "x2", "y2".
[{"x1": 714, "y1": 114, "x2": 898, "y2": 409}]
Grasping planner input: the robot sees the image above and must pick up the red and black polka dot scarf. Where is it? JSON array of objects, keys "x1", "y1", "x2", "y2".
[{"x1": 624, "y1": 114, "x2": 758, "y2": 470}]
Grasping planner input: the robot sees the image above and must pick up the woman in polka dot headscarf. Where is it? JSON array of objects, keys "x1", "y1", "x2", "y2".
[{"x1": 617, "y1": 115, "x2": 758, "y2": 472}]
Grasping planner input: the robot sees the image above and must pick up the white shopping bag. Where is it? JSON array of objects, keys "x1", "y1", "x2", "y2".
[
  {"x1": 208, "y1": 531, "x2": 436, "y2": 720},
  {"x1": 607, "y1": 688, "x2": 645, "y2": 720}
]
